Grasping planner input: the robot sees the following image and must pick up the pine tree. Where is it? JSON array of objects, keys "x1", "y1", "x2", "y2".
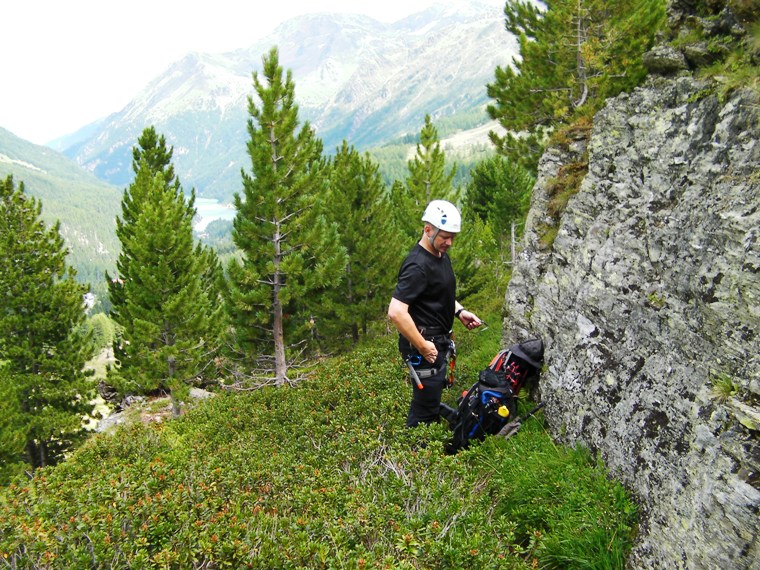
[
  {"x1": 131, "y1": 126, "x2": 181, "y2": 188},
  {"x1": 107, "y1": 132, "x2": 222, "y2": 414},
  {"x1": 406, "y1": 114, "x2": 457, "y2": 207},
  {"x1": 319, "y1": 141, "x2": 404, "y2": 348},
  {"x1": 449, "y1": 213, "x2": 501, "y2": 301},
  {"x1": 0, "y1": 176, "x2": 94, "y2": 473},
  {"x1": 0, "y1": 364, "x2": 27, "y2": 483},
  {"x1": 107, "y1": 127, "x2": 195, "y2": 324},
  {"x1": 389, "y1": 179, "x2": 418, "y2": 245},
  {"x1": 195, "y1": 241, "x2": 225, "y2": 309},
  {"x1": 487, "y1": 0, "x2": 666, "y2": 172},
  {"x1": 457, "y1": 155, "x2": 535, "y2": 297},
  {"x1": 391, "y1": 115, "x2": 459, "y2": 245},
  {"x1": 225, "y1": 46, "x2": 347, "y2": 385},
  {"x1": 464, "y1": 155, "x2": 534, "y2": 236}
]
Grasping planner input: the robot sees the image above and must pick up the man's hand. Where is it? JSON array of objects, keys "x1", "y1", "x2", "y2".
[
  {"x1": 388, "y1": 297, "x2": 438, "y2": 362},
  {"x1": 458, "y1": 310, "x2": 482, "y2": 330},
  {"x1": 420, "y1": 340, "x2": 438, "y2": 363}
]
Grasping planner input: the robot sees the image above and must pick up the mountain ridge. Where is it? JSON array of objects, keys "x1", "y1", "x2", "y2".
[
  {"x1": 0, "y1": 127, "x2": 120, "y2": 307},
  {"x1": 1, "y1": 1, "x2": 516, "y2": 296},
  {"x1": 59, "y1": 1, "x2": 517, "y2": 201}
]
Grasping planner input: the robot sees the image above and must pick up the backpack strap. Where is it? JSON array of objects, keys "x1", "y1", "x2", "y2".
[{"x1": 488, "y1": 349, "x2": 511, "y2": 371}]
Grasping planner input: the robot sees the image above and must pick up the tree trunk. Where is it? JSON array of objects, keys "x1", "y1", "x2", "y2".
[
  {"x1": 25, "y1": 440, "x2": 38, "y2": 471},
  {"x1": 168, "y1": 355, "x2": 181, "y2": 417},
  {"x1": 573, "y1": 0, "x2": 589, "y2": 108},
  {"x1": 273, "y1": 222, "x2": 288, "y2": 385},
  {"x1": 511, "y1": 221, "x2": 516, "y2": 263},
  {"x1": 347, "y1": 271, "x2": 359, "y2": 343}
]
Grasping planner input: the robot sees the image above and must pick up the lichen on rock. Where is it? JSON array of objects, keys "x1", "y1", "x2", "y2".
[{"x1": 504, "y1": 73, "x2": 759, "y2": 569}]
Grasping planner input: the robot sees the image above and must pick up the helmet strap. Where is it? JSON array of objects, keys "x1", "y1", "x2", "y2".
[{"x1": 428, "y1": 227, "x2": 442, "y2": 254}]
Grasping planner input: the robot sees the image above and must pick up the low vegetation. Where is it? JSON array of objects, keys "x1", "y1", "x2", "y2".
[
  {"x1": 0, "y1": 320, "x2": 637, "y2": 569},
  {"x1": 673, "y1": 0, "x2": 760, "y2": 99}
]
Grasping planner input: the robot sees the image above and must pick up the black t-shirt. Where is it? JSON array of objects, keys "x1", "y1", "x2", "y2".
[{"x1": 392, "y1": 243, "x2": 456, "y2": 333}]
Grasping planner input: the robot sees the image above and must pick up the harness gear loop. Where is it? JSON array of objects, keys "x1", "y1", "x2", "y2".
[{"x1": 447, "y1": 336, "x2": 456, "y2": 388}]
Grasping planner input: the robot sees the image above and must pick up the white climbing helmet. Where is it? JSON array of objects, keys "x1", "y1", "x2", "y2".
[{"x1": 421, "y1": 200, "x2": 461, "y2": 233}]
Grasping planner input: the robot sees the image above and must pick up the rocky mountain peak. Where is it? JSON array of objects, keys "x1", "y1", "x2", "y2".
[{"x1": 59, "y1": 1, "x2": 515, "y2": 199}]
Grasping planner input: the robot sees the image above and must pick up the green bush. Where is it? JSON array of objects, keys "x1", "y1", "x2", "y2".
[
  {"x1": 77, "y1": 313, "x2": 117, "y2": 359},
  {"x1": 0, "y1": 334, "x2": 637, "y2": 569}
]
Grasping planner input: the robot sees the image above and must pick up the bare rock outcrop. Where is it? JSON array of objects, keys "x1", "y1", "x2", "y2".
[{"x1": 504, "y1": 73, "x2": 759, "y2": 568}]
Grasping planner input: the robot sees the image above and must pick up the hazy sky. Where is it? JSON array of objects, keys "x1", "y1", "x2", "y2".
[{"x1": 1, "y1": 0, "x2": 505, "y2": 145}]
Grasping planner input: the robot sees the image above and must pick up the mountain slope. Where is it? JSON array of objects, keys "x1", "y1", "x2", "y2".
[
  {"x1": 0, "y1": 335, "x2": 638, "y2": 567},
  {"x1": 61, "y1": 1, "x2": 517, "y2": 201},
  {"x1": 0, "y1": 127, "x2": 119, "y2": 303}
]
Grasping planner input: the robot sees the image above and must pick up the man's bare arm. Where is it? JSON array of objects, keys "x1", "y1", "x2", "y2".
[{"x1": 387, "y1": 297, "x2": 437, "y2": 363}]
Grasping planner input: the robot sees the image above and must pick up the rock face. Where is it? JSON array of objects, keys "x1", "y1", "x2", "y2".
[{"x1": 503, "y1": 75, "x2": 759, "y2": 568}]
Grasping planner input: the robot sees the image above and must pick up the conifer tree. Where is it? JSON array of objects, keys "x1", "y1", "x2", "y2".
[
  {"x1": 464, "y1": 155, "x2": 534, "y2": 237},
  {"x1": 391, "y1": 115, "x2": 459, "y2": 245},
  {"x1": 406, "y1": 114, "x2": 457, "y2": 207},
  {"x1": 389, "y1": 179, "x2": 418, "y2": 245},
  {"x1": 449, "y1": 213, "x2": 501, "y2": 301},
  {"x1": 0, "y1": 176, "x2": 94, "y2": 473},
  {"x1": 456, "y1": 155, "x2": 535, "y2": 297},
  {"x1": 226, "y1": 46, "x2": 346, "y2": 385},
  {"x1": 487, "y1": 0, "x2": 666, "y2": 172},
  {"x1": 108, "y1": 132, "x2": 222, "y2": 414},
  {"x1": 107, "y1": 127, "x2": 193, "y2": 325},
  {"x1": 320, "y1": 141, "x2": 403, "y2": 347},
  {"x1": 0, "y1": 364, "x2": 26, "y2": 483}
]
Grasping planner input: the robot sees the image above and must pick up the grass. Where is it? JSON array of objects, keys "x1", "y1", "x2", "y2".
[
  {"x1": 0, "y1": 317, "x2": 638, "y2": 569},
  {"x1": 710, "y1": 372, "x2": 739, "y2": 403},
  {"x1": 83, "y1": 347, "x2": 114, "y2": 380}
]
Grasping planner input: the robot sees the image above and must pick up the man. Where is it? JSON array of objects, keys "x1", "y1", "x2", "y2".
[{"x1": 388, "y1": 200, "x2": 482, "y2": 427}]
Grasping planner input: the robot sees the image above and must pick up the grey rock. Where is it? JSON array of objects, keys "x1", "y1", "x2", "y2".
[
  {"x1": 95, "y1": 389, "x2": 216, "y2": 433},
  {"x1": 189, "y1": 387, "x2": 215, "y2": 400},
  {"x1": 504, "y1": 75, "x2": 759, "y2": 569},
  {"x1": 682, "y1": 41, "x2": 725, "y2": 68},
  {"x1": 643, "y1": 45, "x2": 689, "y2": 75},
  {"x1": 95, "y1": 412, "x2": 127, "y2": 434},
  {"x1": 698, "y1": 9, "x2": 743, "y2": 37}
]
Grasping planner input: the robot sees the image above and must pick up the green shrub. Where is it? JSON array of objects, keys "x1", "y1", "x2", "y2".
[
  {"x1": 0, "y1": 334, "x2": 637, "y2": 569},
  {"x1": 480, "y1": 429, "x2": 638, "y2": 569},
  {"x1": 710, "y1": 372, "x2": 739, "y2": 403}
]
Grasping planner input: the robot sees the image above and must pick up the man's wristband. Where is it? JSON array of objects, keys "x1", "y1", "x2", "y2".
[{"x1": 455, "y1": 308, "x2": 464, "y2": 318}]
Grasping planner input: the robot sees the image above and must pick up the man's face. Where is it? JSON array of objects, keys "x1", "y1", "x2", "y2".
[{"x1": 432, "y1": 229, "x2": 456, "y2": 254}]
